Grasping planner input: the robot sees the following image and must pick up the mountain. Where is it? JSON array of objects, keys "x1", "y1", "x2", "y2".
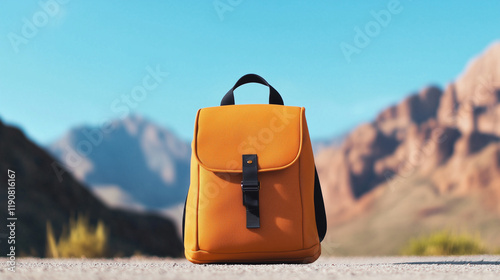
[
  {"x1": 0, "y1": 119, "x2": 183, "y2": 257},
  {"x1": 48, "y1": 115, "x2": 190, "y2": 211},
  {"x1": 316, "y1": 42, "x2": 500, "y2": 255}
]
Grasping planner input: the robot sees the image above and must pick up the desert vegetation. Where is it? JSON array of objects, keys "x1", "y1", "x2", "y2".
[
  {"x1": 46, "y1": 215, "x2": 108, "y2": 258},
  {"x1": 401, "y1": 231, "x2": 489, "y2": 256}
]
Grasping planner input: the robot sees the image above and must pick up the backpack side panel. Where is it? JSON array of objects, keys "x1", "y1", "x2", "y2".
[{"x1": 299, "y1": 109, "x2": 321, "y2": 252}]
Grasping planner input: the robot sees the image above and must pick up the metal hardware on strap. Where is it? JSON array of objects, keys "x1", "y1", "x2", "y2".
[{"x1": 241, "y1": 154, "x2": 260, "y2": 228}]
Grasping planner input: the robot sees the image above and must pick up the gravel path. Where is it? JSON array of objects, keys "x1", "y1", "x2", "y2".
[{"x1": 1, "y1": 255, "x2": 499, "y2": 280}]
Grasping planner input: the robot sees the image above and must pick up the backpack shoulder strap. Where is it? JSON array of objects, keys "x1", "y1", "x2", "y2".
[{"x1": 314, "y1": 166, "x2": 327, "y2": 242}]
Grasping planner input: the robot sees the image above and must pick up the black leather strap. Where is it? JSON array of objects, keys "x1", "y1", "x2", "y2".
[
  {"x1": 182, "y1": 195, "x2": 187, "y2": 242},
  {"x1": 241, "y1": 154, "x2": 260, "y2": 228},
  {"x1": 314, "y1": 166, "x2": 327, "y2": 242},
  {"x1": 220, "y1": 74, "x2": 284, "y2": 106}
]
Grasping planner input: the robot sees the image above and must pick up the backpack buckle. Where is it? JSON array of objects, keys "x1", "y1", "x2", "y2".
[
  {"x1": 241, "y1": 181, "x2": 260, "y2": 207},
  {"x1": 241, "y1": 181, "x2": 260, "y2": 191}
]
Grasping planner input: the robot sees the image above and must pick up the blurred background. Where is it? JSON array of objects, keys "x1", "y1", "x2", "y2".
[{"x1": 1, "y1": 0, "x2": 499, "y2": 257}]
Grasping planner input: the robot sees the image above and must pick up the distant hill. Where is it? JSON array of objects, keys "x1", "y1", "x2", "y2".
[
  {"x1": 47, "y1": 114, "x2": 190, "y2": 211},
  {"x1": 0, "y1": 120, "x2": 183, "y2": 257},
  {"x1": 316, "y1": 42, "x2": 500, "y2": 255}
]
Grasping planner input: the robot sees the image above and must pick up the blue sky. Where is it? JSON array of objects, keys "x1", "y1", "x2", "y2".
[{"x1": 0, "y1": 0, "x2": 499, "y2": 144}]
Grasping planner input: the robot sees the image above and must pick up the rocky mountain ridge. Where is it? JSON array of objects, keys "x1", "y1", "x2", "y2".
[{"x1": 316, "y1": 42, "x2": 500, "y2": 255}]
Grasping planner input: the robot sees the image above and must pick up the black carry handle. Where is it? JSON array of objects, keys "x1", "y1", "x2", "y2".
[{"x1": 220, "y1": 74, "x2": 284, "y2": 106}]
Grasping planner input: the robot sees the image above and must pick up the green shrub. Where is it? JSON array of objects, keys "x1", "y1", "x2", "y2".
[
  {"x1": 46, "y1": 215, "x2": 108, "y2": 258},
  {"x1": 401, "y1": 231, "x2": 486, "y2": 256}
]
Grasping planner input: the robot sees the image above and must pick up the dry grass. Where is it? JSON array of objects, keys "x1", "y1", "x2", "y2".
[
  {"x1": 46, "y1": 215, "x2": 108, "y2": 258},
  {"x1": 401, "y1": 231, "x2": 487, "y2": 256}
]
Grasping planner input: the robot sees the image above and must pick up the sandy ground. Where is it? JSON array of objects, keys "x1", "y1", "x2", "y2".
[{"x1": 1, "y1": 255, "x2": 499, "y2": 280}]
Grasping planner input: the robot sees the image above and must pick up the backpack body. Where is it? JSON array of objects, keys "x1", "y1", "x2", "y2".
[{"x1": 183, "y1": 74, "x2": 326, "y2": 264}]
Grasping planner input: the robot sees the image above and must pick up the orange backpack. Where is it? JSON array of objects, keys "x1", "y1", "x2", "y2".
[{"x1": 183, "y1": 74, "x2": 327, "y2": 264}]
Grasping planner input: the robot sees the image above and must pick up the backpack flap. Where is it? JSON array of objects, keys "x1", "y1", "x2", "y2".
[{"x1": 193, "y1": 104, "x2": 303, "y2": 173}]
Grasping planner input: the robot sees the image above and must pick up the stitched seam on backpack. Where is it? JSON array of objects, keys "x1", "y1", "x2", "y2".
[
  {"x1": 298, "y1": 137, "x2": 305, "y2": 250},
  {"x1": 186, "y1": 243, "x2": 320, "y2": 255},
  {"x1": 196, "y1": 163, "x2": 200, "y2": 251},
  {"x1": 195, "y1": 109, "x2": 201, "y2": 251}
]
